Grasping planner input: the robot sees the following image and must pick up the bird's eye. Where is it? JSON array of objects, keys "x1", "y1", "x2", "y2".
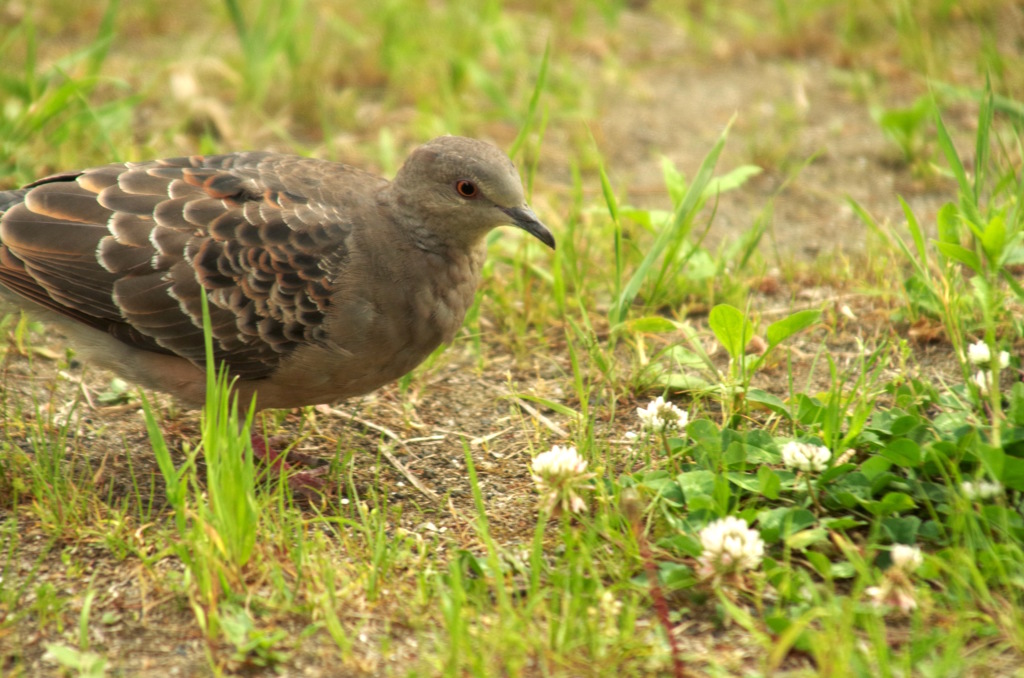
[{"x1": 455, "y1": 180, "x2": 478, "y2": 198}]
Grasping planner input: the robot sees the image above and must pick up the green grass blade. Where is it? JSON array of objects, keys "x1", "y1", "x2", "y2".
[
  {"x1": 223, "y1": 0, "x2": 248, "y2": 43},
  {"x1": 609, "y1": 115, "x2": 735, "y2": 325},
  {"x1": 973, "y1": 78, "x2": 993, "y2": 205},
  {"x1": 509, "y1": 41, "x2": 550, "y2": 159},
  {"x1": 934, "y1": 102, "x2": 983, "y2": 228},
  {"x1": 597, "y1": 157, "x2": 625, "y2": 314}
]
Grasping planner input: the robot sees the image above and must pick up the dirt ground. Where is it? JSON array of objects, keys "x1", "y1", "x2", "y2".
[{"x1": 0, "y1": 6, "x2": 996, "y2": 676}]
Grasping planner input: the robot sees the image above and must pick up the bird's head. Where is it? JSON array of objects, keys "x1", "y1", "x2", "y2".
[{"x1": 390, "y1": 136, "x2": 554, "y2": 251}]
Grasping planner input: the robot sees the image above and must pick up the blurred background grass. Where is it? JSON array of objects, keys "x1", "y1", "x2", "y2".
[{"x1": 2, "y1": 0, "x2": 1019, "y2": 179}]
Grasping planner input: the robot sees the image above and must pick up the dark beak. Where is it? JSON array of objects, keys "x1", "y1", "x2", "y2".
[{"x1": 502, "y1": 205, "x2": 555, "y2": 250}]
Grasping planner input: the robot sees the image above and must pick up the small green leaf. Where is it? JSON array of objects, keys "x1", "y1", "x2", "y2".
[
  {"x1": 663, "y1": 345, "x2": 708, "y2": 369},
  {"x1": 784, "y1": 509, "x2": 818, "y2": 535},
  {"x1": 860, "y1": 456, "x2": 892, "y2": 480},
  {"x1": 657, "y1": 533, "x2": 702, "y2": 557},
  {"x1": 703, "y1": 164, "x2": 762, "y2": 196},
  {"x1": 977, "y1": 444, "x2": 1005, "y2": 479},
  {"x1": 981, "y1": 214, "x2": 1007, "y2": 263},
  {"x1": 616, "y1": 316, "x2": 680, "y2": 334},
  {"x1": 660, "y1": 155, "x2": 688, "y2": 206},
  {"x1": 658, "y1": 373, "x2": 713, "y2": 390},
  {"x1": 1003, "y1": 243, "x2": 1024, "y2": 266},
  {"x1": 687, "y1": 418, "x2": 720, "y2": 450},
  {"x1": 757, "y1": 507, "x2": 816, "y2": 542},
  {"x1": 935, "y1": 241, "x2": 982, "y2": 274},
  {"x1": 659, "y1": 562, "x2": 698, "y2": 590},
  {"x1": 722, "y1": 440, "x2": 774, "y2": 467},
  {"x1": 746, "y1": 388, "x2": 791, "y2": 418},
  {"x1": 804, "y1": 551, "x2": 831, "y2": 577},
  {"x1": 756, "y1": 507, "x2": 788, "y2": 543},
  {"x1": 1009, "y1": 383, "x2": 1024, "y2": 425},
  {"x1": 708, "y1": 304, "x2": 754, "y2": 360},
  {"x1": 641, "y1": 475, "x2": 686, "y2": 505},
  {"x1": 765, "y1": 309, "x2": 820, "y2": 348},
  {"x1": 833, "y1": 491, "x2": 860, "y2": 509},
  {"x1": 686, "y1": 495, "x2": 717, "y2": 512},
  {"x1": 903, "y1": 275, "x2": 943, "y2": 316},
  {"x1": 869, "y1": 471, "x2": 902, "y2": 496},
  {"x1": 676, "y1": 470, "x2": 716, "y2": 500},
  {"x1": 881, "y1": 439, "x2": 923, "y2": 467},
  {"x1": 795, "y1": 394, "x2": 825, "y2": 427},
  {"x1": 758, "y1": 465, "x2": 781, "y2": 500},
  {"x1": 684, "y1": 249, "x2": 718, "y2": 281},
  {"x1": 723, "y1": 442, "x2": 748, "y2": 467},
  {"x1": 1000, "y1": 456, "x2": 1024, "y2": 492},
  {"x1": 889, "y1": 415, "x2": 922, "y2": 437},
  {"x1": 869, "y1": 492, "x2": 917, "y2": 517},
  {"x1": 818, "y1": 463, "x2": 855, "y2": 484},
  {"x1": 882, "y1": 516, "x2": 921, "y2": 544},
  {"x1": 829, "y1": 561, "x2": 857, "y2": 579},
  {"x1": 935, "y1": 202, "x2": 960, "y2": 245},
  {"x1": 786, "y1": 528, "x2": 829, "y2": 550}
]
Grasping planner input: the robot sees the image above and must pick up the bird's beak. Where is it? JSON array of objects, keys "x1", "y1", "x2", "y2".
[{"x1": 502, "y1": 205, "x2": 555, "y2": 250}]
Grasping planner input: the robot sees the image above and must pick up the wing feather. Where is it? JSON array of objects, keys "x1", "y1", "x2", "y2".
[{"x1": 0, "y1": 152, "x2": 367, "y2": 381}]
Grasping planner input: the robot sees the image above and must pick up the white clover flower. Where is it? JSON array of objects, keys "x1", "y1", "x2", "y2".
[
  {"x1": 967, "y1": 341, "x2": 992, "y2": 365},
  {"x1": 866, "y1": 544, "x2": 924, "y2": 614},
  {"x1": 865, "y1": 584, "x2": 917, "y2": 613},
  {"x1": 967, "y1": 341, "x2": 1010, "y2": 368},
  {"x1": 530, "y1": 445, "x2": 595, "y2": 514},
  {"x1": 696, "y1": 516, "x2": 765, "y2": 577},
  {"x1": 961, "y1": 480, "x2": 1003, "y2": 500},
  {"x1": 971, "y1": 370, "x2": 993, "y2": 395},
  {"x1": 891, "y1": 544, "x2": 923, "y2": 572},
  {"x1": 636, "y1": 396, "x2": 689, "y2": 435},
  {"x1": 780, "y1": 441, "x2": 831, "y2": 472},
  {"x1": 532, "y1": 445, "x2": 588, "y2": 479}
]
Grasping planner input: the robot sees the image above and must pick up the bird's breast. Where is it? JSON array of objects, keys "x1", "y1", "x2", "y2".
[
  {"x1": 410, "y1": 244, "x2": 484, "y2": 343},
  {"x1": 258, "y1": 242, "x2": 485, "y2": 407}
]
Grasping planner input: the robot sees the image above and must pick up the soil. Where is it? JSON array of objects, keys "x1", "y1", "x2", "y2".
[{"x1": 0, "y1": 7, "x2": 1003, "y2": 676}]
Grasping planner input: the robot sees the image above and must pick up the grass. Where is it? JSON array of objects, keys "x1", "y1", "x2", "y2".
[{"x1": 1, "y1": 0, "x2": 1024, "y2": 676}]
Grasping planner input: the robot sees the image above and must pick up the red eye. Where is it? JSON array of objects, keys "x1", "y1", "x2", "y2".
[{"x1": 455, "y1": 180, "x2": 478, "y2": 198}]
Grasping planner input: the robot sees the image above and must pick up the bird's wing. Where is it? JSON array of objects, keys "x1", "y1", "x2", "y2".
[{"x1": 0, "y1": 152, "x2": 370, "y2": 380}]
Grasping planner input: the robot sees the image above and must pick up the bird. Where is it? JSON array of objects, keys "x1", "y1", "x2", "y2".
[{"x1": 0, "y1": 135, "x2": 554, "y2": 432}]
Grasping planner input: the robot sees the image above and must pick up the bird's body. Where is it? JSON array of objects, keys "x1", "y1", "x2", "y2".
[{"x1": 0, "y1": 137, "x2": 553, "y2": 409}]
